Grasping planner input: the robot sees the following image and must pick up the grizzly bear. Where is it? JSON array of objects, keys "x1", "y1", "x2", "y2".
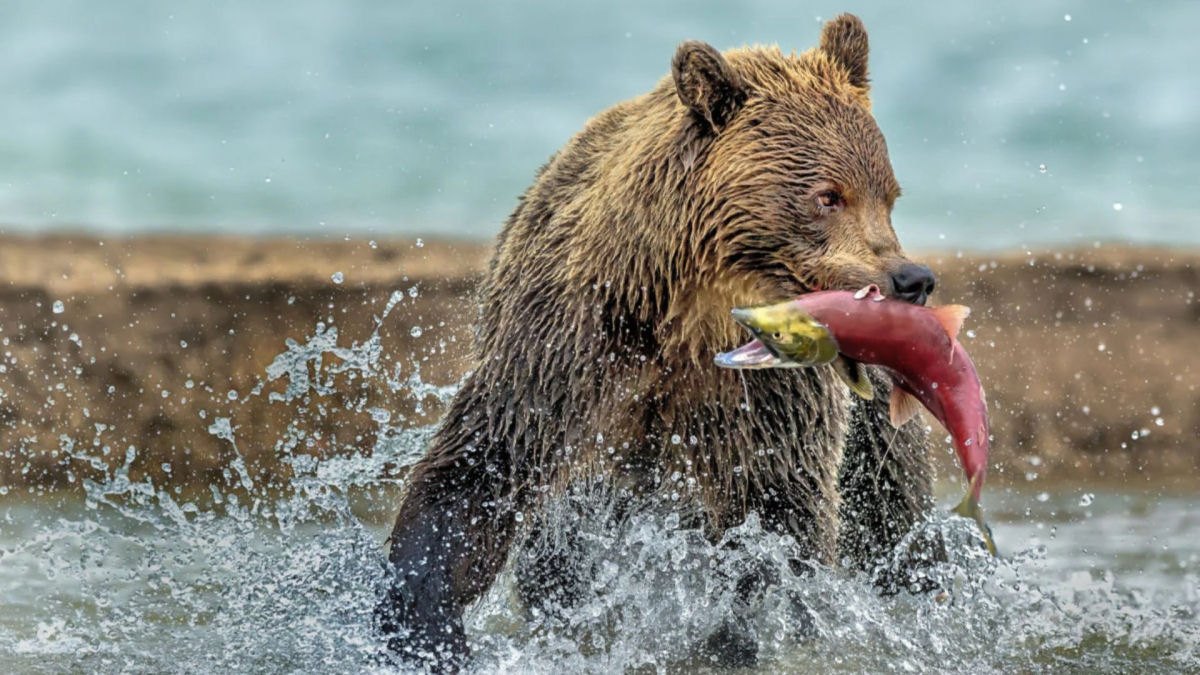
[{"x1": 378, "y1": 13, "x2": 938, "y2": 669}]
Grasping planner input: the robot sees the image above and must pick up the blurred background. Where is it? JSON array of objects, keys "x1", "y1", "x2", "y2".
[{"x1": 0, "y1": 0, "x2": 1197, "y2": 248}]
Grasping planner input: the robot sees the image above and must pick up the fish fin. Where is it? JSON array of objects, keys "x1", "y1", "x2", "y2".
[
  {"x1": 832, "y1": 356, "x2": 874, "y2": 400},
  {"x1": 888, "y1": 385, "x2": 922, "y2": 427},
  {"x1": 930, "y1": 304, "x2": 970, "y2": 343}
]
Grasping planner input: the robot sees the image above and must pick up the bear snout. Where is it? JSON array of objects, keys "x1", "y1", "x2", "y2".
[{"x1": 888, "y1": 263, "x2": 936, "y2": 306}]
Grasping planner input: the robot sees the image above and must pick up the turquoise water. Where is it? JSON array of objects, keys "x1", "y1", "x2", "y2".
[
  {"x1": 2, "y1": 485, "x2": 1198, "y2": 673},
  {"x1": 0, "y1": 1, "x2": 1198, "y2": 248}
]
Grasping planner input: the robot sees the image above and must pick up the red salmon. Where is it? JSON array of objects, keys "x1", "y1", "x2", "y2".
[{"x1": 717, "y1": 284, "x2": 996, "y2": 554}]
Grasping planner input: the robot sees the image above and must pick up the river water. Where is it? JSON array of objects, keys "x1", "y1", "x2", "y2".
[
  {"x1": 2, "y1": 0, "x2": 1200, "y2": 248},
  {"x1": 1, "y1": 479, "x2": 1196, "y2": 672},
  {"x1": 1, "y1": 427, "x2": 1197, "y2": 672}
]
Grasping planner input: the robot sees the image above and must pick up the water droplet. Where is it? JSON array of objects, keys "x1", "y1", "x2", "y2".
[
  {"x1": 409, "y1": 326, "x2": 423, "y2": 338},
  {"x1": 514, "y1": 511, "x2": 524, "y2": 522},
  {"x1": 1150, "y1": 406, "x2": 1160, "y2": 415},
  {"x1": 227, "y1": 390, "x2": 239, "y2": 401},
  {"x1": 1064, "y1": 13, "x2": 1071, "y2": 21},
  {"x1": 1079, "y1": 493, "x2": 1095, "y2": 507},
  {"x1": 180, "y1": 340, "x2": 188, "y2": 349},
  {"x1": 331, "y1": 271, "x2": 344, "y2": 284},
  {"x1": 1038, "y1": 163, "x2": 1047, "y2": 174},
  {"x1": 1112, "y1": 202, "x2": 1123, "y2": 212},
  {"x1": 1036, "y1": 492, "x2": 1050, "y2": 502},
  {"x1": 52, "y1": 300, "x2": 64, "y2": 314},
  {"x1": 185, "y1": 380, "x2": 195, "y2": 389},
  {"x1": 415, "y1": 238, "x2": 424, "y2": 248},
  {"x1": 670, "y1": 434, "x2": 682, "y2": 445},
  {"x1": 1097, "y1": 343, "x2": 1106, "y2": 352}
]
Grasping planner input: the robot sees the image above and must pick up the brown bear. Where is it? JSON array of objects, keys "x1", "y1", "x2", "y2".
[{"x1": 379, "y1": 13, "x2": 937, "y2": 669}]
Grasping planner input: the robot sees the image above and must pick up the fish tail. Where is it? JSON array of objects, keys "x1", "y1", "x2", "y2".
[{"x1": 951, "y1": 487, "x2": 998, "y2": 556}]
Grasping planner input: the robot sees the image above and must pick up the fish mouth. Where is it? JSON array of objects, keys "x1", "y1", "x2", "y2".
[
  {"x1": 716, "y1": 301, "x2": 874, "y2": 399},
  {"x1": 714, "y1": 307, "x2": 791, "y2": 369},
  {"x1": 713, "y1": 338, "x2": 783, "y2": 369},
  {"x1": 714, "y1": 336, "x2": 870, "y2": 401},
  {"x1": 714, "y1": 306, "x2": 822, "y2": 370}
]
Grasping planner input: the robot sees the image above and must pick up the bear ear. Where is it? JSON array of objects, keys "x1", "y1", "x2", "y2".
[
  {"x1": 819, "y1": 13, "x2": 870, "y2": 91},
  {"x1": 672, "y1": 41, "x2": 748, "y2": 131}
]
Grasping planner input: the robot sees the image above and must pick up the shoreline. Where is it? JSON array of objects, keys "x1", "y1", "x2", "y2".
[{"x1": 0, "y1": 233, "x2": 1195, "y2": 491}]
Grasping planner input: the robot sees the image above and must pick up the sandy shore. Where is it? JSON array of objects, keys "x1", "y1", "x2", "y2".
[{"x1": 0, "y1": 234, "x2": 1195, "y2": 491}]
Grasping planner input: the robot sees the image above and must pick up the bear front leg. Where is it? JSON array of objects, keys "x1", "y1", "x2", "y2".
[
  {"x1": 836, "y1": 366, "x2": 934, "y2": 568},
  {"x1": 377, "y1": 447, "x2": 521, "y2": 672}
]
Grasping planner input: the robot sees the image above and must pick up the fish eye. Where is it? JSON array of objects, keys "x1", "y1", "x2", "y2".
[{"x1": 772, "y1": 332, "x2": 782, "y2": 339}]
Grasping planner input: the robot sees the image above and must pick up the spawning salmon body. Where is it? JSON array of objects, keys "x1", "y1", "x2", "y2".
[{"x1": 793, "y1": 288, "x2": 989, "y2": 498}]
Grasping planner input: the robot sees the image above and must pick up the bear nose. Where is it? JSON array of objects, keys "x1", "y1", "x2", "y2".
[{"x1": 889, "y1": 263, "x2": 936, "y2": 305}]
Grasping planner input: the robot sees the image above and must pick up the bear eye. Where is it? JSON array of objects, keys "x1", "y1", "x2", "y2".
[{"x1": 816, "y1": 190, "x2": 845, "y2": 213}]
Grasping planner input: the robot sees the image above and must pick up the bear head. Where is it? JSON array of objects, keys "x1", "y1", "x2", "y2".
[{"x1": 656, "y1": 15, "x2": 933, "y2": 358}]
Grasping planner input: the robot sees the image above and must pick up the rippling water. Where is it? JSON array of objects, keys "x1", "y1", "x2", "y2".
[
  {"x1": 1, "y1": 476, "x2": 1197, "y2": 672},
  {"x1": 0, "y1": 310, "x2": 1196, "y2": 672},
  {"x1": 1, "y1": 1, "x2": 1199, "y2": 248}
]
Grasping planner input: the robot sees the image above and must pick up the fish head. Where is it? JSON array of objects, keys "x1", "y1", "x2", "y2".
[{"x1": 714, "y1": 301, "x2": 839, "y2": 369}]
